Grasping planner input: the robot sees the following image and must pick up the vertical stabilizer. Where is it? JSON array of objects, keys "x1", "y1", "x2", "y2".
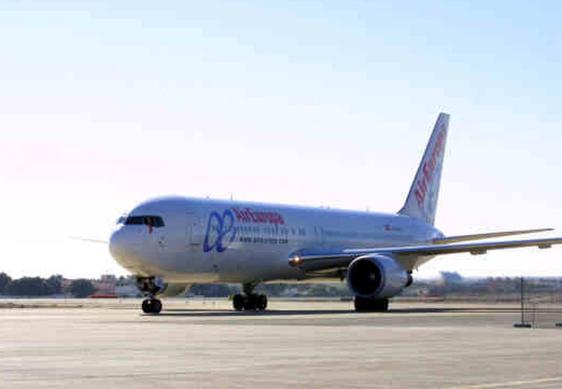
[{"x1": 398, "y1": 113, "x2": 449, "y2": 225}]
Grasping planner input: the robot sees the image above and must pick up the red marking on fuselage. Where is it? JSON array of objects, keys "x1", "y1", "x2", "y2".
[
  {"x1": 232, "y1": 207, "x2": 285, "y2": 225},
  {"x1": 414, "y1": 129, "x2": 446, "y2": 208}
]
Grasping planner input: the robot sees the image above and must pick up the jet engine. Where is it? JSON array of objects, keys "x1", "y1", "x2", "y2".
[{"x1": 346, "y1": 254, "x2": 410, "y2": 298}]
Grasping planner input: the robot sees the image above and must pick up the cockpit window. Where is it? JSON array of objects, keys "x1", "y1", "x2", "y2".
[{"x1": 124, "y1": 215, "x2": 165, "y2": 228}]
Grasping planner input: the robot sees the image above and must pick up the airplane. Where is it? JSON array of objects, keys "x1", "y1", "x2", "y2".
[{"x1": 108, "y1": 113, "x2": 562, "y2": 314}]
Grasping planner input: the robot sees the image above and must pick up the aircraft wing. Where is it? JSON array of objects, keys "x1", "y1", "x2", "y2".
[
  {"x1": 432, "y1": 228, "x2": 553, "y2": 244},
  {"x1": 288, "y1": 237, "x2": 562, "y2": 272}
]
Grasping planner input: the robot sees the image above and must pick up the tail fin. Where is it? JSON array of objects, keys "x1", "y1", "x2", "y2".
[{"x1": 399, "y1": 113, "x2": 450, "y2": 225}]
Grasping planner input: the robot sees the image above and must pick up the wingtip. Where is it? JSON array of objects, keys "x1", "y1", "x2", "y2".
[{"x1": 531, "y1": 228, "x2": 554, "y2": 233}]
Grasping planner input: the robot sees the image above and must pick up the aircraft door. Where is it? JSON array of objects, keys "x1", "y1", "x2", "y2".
[{"x1": 187, "y1": 213, "x2": 203, "y2": 247}]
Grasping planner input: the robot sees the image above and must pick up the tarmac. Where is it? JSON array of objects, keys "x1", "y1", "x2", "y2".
[{"x1": 1, "y1": 298, "x2": 562, "y2": 388}]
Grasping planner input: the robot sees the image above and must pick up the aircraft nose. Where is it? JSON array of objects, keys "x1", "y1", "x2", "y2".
[
  {"x1": 109, "y1": 228, "x2": 134, "y2": 266},
  {"x1": 109, "y1": 227, "x2": 149, "y2": 273},
  {"x1": 109, "y1": 229, "x2": 123, "y2": 256}
]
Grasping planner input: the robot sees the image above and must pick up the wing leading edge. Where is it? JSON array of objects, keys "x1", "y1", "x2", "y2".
[
  {"x1": 432, "y1": 228, "x2": 553, "y2": 244},
  {"x1": 288, "y1": 236, "x2": 562, "y2": 272}
]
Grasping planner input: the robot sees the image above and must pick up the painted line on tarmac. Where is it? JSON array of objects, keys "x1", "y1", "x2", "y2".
[{"x1": 449, "y1": 376, "x2": 562, "y2": 388}]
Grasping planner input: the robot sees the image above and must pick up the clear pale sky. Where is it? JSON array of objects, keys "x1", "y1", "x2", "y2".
[{"x1": 1, "y1": 1, "x2": 561, "y2": 279}]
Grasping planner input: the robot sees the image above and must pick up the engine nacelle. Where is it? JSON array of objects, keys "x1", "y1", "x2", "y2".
[{"x1": 346, "y1": 254, "x2": 409, "y2": 299}]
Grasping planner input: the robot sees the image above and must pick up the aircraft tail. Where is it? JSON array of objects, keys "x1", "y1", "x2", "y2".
[{"x1": 398, "y1": 113, "x2": 450, "y2": 226}]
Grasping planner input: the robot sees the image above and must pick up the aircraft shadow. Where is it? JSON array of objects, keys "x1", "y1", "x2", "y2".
[
  {"x1": 149, "y1": 306, "x2": 562, "y2": 317},
  {"x1": 154, "y1": 309, "x2": 352, "y2": 317}
]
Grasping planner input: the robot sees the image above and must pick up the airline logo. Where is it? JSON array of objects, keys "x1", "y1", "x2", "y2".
[
  {"x1": 203, "y1": 208, "x2": 286, "y2": 253},
  {"x1": 413, "y1": 128, "x2": 446, "y2": 208},
  {"x1": 203, "y1": 210, "x2": 237, "y2": 253},
  {"x1": 232, "y1": 207, "x2": 285, "y2": 225}
]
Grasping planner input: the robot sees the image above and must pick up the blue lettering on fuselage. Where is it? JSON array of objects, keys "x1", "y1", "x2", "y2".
[{"x1": 203, "y1": 210, "x2": 237, "y2": 253}]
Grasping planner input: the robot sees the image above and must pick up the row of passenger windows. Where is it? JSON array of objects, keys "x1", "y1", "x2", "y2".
[
  {"x1": 119, "y1": 215, "x2": 165, "y2": 228},
  {"x1": 237, "y1": 225, "x2": 307, "y2": 236}
]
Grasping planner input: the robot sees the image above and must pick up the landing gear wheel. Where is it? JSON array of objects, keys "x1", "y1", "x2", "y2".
[
  {"x1": 245, "y1": 294, "x2": 257, "y2": 311},
  {"x1": 256, "y1": 294, "x2": 268, "y2": 311},
  {"x1": 142, "y1": 299, "x2": 151, "y2": 313},
  {"x1": 152, "y1": 299, "x2": 162, "y2": 314},
  {"x1": 232, "y1": 293, "x2": 268, "y2": 311},
  {"x1": 141, "y1": 298, "x2": 162, "y2": 314},
  {"x1": 233, "y1": 294, "x2": 245, "y2": 311},
  {"x1": 354, "y1": 297, "x2": 389, "y2": 312},
  {"x1": 234, "y1": 282, "x2": 268, "y2": 312}
]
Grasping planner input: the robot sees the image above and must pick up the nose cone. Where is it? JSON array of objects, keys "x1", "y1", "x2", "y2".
[
  {"x1": 109, "y1": 228, "x2": 139, "y2": 271},
  {"x1": 109, "y1": 229, "x2": 124, "y2": 258}
]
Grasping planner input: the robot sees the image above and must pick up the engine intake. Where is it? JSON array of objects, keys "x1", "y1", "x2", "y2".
[{"x1": 347, "y1": 254, "x2": 409, "y2": 298}]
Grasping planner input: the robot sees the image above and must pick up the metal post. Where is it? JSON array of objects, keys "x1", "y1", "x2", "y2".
[
  {"x1": 514, "y1": 276, "x2": 531, "y2": 328},
  {"x1": 520, "y1": 277, "x2": 524, "y2": 324}
]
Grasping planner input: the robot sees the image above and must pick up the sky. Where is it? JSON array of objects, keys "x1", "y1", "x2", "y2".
[{"x1": 1, "y1": 0, "x2": 562, "y2": 279}]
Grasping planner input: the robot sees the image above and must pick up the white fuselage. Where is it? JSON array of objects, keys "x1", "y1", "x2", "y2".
[{"x1": 109, "y1": 196, "x2": 443, "y2": 284}]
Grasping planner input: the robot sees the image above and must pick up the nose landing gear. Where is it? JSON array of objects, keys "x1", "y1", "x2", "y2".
[
  {"x1": 136, "y1": 276, "x2": 164, "y2": 315},
  {"x1": 232, "y1": 282, "x2": 268, "y2": 311}
]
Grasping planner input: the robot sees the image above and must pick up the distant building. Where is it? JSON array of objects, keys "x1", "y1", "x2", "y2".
[{"x1": 115, "y1": 284, "x2": 141, "y2": 297}]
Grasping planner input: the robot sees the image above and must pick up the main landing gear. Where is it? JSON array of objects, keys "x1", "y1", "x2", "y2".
[
  {"x1": 136, "y1": 276, "x2": 163, "y2": 315},
  {"x1": 354, "y1": 297, "x2": 389, "y2": 312},
  {"x1": 232, "y1": 283, "x2": 268, "y2": 311}
]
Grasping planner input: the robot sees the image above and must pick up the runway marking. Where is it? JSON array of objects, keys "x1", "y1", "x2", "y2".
[{"x1": 449, "y1": 376, "x2": 562, "y2": 388}]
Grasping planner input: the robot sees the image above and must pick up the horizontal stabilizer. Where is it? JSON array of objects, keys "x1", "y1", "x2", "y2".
[{"x1": 432, "y1": 228, "x2": 553, "y2": 244}]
